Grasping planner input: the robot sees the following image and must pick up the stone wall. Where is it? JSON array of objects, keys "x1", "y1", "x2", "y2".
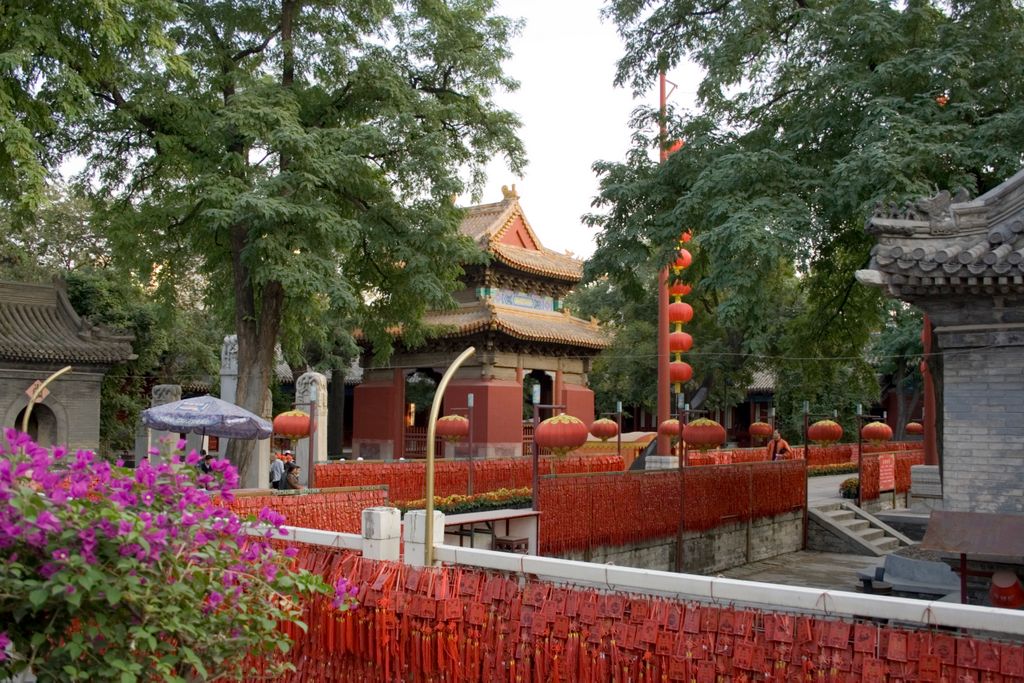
[
  {"x1": 935, "y1": 325, "x2": 1024, "y2": 513},
  {"x1": 1, "y1": 365, "x2": 106, "y2": 452},
  {"x1": 556, "y1": 510, "x2": 804, "y2": 574}
]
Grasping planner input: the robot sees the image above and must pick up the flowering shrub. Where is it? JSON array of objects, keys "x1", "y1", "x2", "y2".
[
  {"x1": 839, "y1": 477, "x2": 860, "y2": 499},
  {"x1": 0, "y1": 430, "x2": 341, "y2": 681}
]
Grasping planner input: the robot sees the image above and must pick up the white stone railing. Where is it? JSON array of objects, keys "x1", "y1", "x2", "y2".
[{"x1": 250, "y1": 507, "x2": 1024, "y2": 638}]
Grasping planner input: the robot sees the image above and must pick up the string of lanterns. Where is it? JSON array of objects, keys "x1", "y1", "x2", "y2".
[{"x1": 668, "y1": 231, "x2": 694, "y2": 391}]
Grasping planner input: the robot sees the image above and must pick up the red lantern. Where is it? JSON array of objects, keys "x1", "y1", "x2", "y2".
[
  {"x1": 435, "y1": 414, "x2": 469, "y2": 443},
  {"x1": 669, "y1": 331, "x2": 693, "y2": 353},
  {"x1": 749, "y1": 421, "x2": 773, "y2": 442},
  {"x1": 273, "y1": 410, "x2": 311, "y2": 438},
  {"x1": 666, "y1": 139, "x2": 684, "y2": 155},
  {"x1": 589, "y1": 418, "x2": 619, "y2": 442},
  {"x1": 669, "y1": 282, "x2": 692, "y2": 297},
  {"x1": 658, "y1": 419, "x2": 681, "y2": 442},
  {"x1": 535, "y1": 414, "x2": 589, "y2": 457},
  {"x1": 936, "y1": 94, "x2": 949, "y2": 107},
  {"x1": 679, "y1": 232, "x2": 692, "y2": 243},
  {"x1": 861, "y1": 421, "x2": 893, "y2": 444},
  {"x1": 807, "y1": 419, "x2": 843, "y2": 445},
  {"x1": 673, "y1": 248, "x2": 693, "y2": 270},
  {"x1": 668, "y1": 302, "x2": 693, "y2": 325},
  {"x1": 905, "y1": 421, "x2": 924, "y2": 436},
  {"x1": 683, "y1": 418, "x2": 726, "y2": 452},
  {"x1": 669, "y1": 361, "x2": 693, "y2": 384}
]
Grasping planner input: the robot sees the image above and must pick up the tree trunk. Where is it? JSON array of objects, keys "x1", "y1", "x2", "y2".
[
  {"x1": 225, "y1": 0, "x2": 299, "y2": 481},
  {"x1": 225, "y1": 219, "x2": 284, "y2": 481}
]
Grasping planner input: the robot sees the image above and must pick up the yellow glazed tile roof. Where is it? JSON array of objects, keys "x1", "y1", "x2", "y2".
[
  {"x1": 457, "y1": 192, "x2": 583, "y2": 282},
  {"x1": 423, "y1": 302, "x2": 608, "y2": 349}
]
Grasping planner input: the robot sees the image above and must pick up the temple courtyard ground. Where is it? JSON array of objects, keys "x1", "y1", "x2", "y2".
[{"x1": 720, "y1": 473, "x2": 899, "y2": 592}]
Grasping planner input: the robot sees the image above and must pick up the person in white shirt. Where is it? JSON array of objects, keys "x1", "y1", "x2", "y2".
[{"x1": 270, "y1": 453, "x2": 286, "y2": 489}]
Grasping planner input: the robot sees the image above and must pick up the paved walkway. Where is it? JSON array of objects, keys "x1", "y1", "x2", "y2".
[
  {"x1": 712, "y1": 473, "x2": 880, "y2": 592},
  {"x1": 718, "y1": 550, "x2": 882, "y2": 592},
  {"x1": 807, "y1": 472, "x2": 854, "y2": 506}
]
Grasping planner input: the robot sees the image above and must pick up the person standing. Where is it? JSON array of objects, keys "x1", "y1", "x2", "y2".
[
  {"x1": 767, "y1": 430, "x2": 791, "y2": 461},
  {"x1": 285, "y1": 463, "x2": 302, "y2": 490},
  {"x1": 270, "y1": 454, "x2": 285, "y2": 490}
]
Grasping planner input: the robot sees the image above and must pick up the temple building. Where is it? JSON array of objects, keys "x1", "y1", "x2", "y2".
[
  {"x1": 856, "y1": 167, "x2": 1024, "y2": 514},
  {"x1": 0, "y1": 280, "x2": 135, "y2": 450},
  {"x1": 352, "y1": 187, "x2": 608, "y2": 459}
]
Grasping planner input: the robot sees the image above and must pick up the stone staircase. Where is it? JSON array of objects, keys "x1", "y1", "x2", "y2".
[{"x1": 809, "y1": 501, "x2": 916, "y2": 556}]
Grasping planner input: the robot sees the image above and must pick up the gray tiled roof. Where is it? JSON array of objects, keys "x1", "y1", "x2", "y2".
[
  {"x1": 857, "y1": 168, "x2": 1024, "y2": 297},
  {"x1": 0, "y1": 280, "x2": 135, "y2": 365}
]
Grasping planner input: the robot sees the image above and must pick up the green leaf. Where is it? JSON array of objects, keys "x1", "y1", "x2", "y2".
[{"x1": 29, "y1": 588, "x2": 49, "y2": 608}]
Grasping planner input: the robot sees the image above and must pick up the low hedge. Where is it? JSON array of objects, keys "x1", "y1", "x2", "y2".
[
  {"x1": 398, "y1": 487, "x2": 532, "y2": 515},
  {"x1": 807, "y1": 462, "x2": 858, "y2": 477}
]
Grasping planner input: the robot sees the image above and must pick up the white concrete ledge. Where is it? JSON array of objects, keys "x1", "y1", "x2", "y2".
[
  {"x1": 433, "y1": 544, "x2": 1024, "y2": 637},
  {"x1": 246, "y1": 523, "x2": 363, "y2": 550}
]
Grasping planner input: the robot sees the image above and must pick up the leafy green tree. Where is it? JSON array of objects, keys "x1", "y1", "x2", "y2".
[
  {"x1": 586, "y1": 0, "x2": 1024, "y2": 422},
  {"x1": 65, "y1": 269, "x2": 221, "y2": 455},
  {"x1": 0, "y1": 184, "x2": 221, "y2": 455},
  {"x1": 868, "y1": 301, "x2": 924, "y2": 438},
  {"x1": 22, "y1": 1, "x2": 525, "y2": 480},
  {"x1": 0, "y1": 184, "x2": 109, "y2": 281},
  {"x1": 0, "y1": 0, "x2": 177, "y2": 216},
  {"x1": 567, "y1": 277, "x2": 658, "y2": 417}
]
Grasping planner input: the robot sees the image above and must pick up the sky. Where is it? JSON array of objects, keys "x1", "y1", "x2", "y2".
[{"x1": 479, "y1": 1, "x2": 702, "y2": 260}]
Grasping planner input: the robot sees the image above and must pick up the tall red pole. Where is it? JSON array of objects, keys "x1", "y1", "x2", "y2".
[
  {"x1": 921, "y1": 315, "x2": 938, "y2": 466},
  {"x1": 656, "y1": 71, "x2": 672, "y2": 455}
]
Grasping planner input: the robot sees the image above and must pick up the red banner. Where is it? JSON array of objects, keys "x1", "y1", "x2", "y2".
[{"x1": 879, "y1": 453, "x2": 895, "y2": 491}]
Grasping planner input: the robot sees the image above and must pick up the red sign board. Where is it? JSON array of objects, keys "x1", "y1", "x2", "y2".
[{"x1": 879, "y1": 453, "x2": 895, "y2": 491}]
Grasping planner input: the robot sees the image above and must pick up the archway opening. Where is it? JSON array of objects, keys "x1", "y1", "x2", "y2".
[{"x1": 15, "y1": 403, "x2": 58, "y2": 447}]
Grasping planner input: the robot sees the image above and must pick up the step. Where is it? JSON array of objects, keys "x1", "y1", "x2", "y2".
[
  {"x1": 840, "y1": 519, "x2": 870, "y2": 533},
  {"x1": 824, "y1": 510, "x2": 857, "y2": 523},
  {"x1": 872, "y1": 537, "x2": 901, "y2": 552},
  {"x1": 855, "y1": 527, "x2": 885, "y2": 542}
]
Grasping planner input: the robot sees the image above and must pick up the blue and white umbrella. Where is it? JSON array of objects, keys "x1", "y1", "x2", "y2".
[{"x1": 141, "y1": 395, "x2": 272, "y2": 440}]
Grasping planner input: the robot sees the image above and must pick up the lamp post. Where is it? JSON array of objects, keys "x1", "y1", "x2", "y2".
[
  {"x1": 854, "y1": 404, "x2": 888, "y2": 509},
  {"x1": 674, "y1": 394, "x2": 708, "y2": 573},
  {"x1": 798, "y1": 401, "x2": 844, "y2": 549},
  {"x1": 467, "y1": 393, "x2": 475, "y2": 495},
  {"x1": 675, "y1": 392, "x2": 686, "y2": 573},
  {"x1": 424, "y1": 347, "x2": 476, "y2": 566},
  {"x1": 616, "y1": 400, "x2": 623, "y2": 461},
  {"x1": 597, "y1": 399, "x2": 624, "y2": 460},
  {"x1": 530, "y1": 383, "x2": 566, "y2": 512},
  {"x1": 308, "y1": 384, "x2": 317, "y2": 490}
]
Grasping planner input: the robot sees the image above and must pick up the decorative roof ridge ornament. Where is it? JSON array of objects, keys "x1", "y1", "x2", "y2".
[
  {"x1": 868, "y1": 187, "x2": 972, "y2": 237},
  {"x1": 501, "y1": 183, "x2": 519, "y2": 200}
]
